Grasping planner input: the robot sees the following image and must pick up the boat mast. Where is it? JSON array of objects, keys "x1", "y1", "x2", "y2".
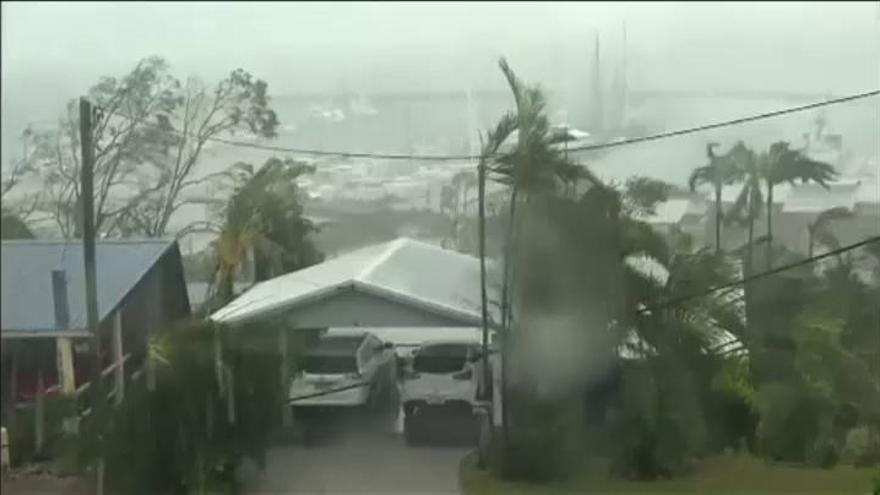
[{"x1": 591, "y1": 31, "x2": 604, "y2": 136}]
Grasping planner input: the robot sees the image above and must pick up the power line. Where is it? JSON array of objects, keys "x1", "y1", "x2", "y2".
[
  {"x1": 98, "y1": 88, "x2": 880, "y2": 162},
  {"x1": 636, "y1": 235, "x2": 880, "y2": 315},
  {"x1": 566, "y1": 89, "x2": 879, "y2": 154}
]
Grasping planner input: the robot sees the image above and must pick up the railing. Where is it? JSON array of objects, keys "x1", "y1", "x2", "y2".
[{"x1": 75, "y1": 354, "x2": 131, "y2": 418}]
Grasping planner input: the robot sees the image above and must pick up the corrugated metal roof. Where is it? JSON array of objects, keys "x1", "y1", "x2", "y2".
[
  {"x1": 1, "y1": 239, "x2": 176, "y2": 334},
  {"x1": 211, "y1": 237, "x2": 499, "y2": 327}
]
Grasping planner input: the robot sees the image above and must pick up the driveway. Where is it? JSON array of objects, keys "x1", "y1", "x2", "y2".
[{"x1": 240, "y1": 407, "x2": 471, "y2": 495}]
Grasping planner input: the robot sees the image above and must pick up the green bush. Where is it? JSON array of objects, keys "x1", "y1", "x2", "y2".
[
  {"x1": 8, "y1": 393, "x2": 77, "y2": 466},
  {"x1": 843, "y1": 426, "x2": 880, "y2": 467},
  {"x1": 609, "y1": 361, "x2": 707, "y2": 480},
  {"x1": 492, "y1": 394, "x2": 585, "y2": 482},
  {"x1": 75, "y1": 319, "x2": 284, "y2": 495}
]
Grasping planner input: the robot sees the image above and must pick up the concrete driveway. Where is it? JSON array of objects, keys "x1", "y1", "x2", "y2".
[{"x1": 240, "y1": 407, "x2": 472, "y2": 495}]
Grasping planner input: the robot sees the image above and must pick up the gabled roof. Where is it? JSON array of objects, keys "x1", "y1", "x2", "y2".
[
  {"x1": 1, "y1": 239, "x2": 179, "y2": 336},
  {"x1": 211, "y1": 238, "x2": 498, "y2": 327}
]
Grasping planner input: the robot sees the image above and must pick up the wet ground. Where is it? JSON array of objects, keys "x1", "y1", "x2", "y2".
[{"x1": 240, "y1": 402, "x2": 477, "y2": 494}]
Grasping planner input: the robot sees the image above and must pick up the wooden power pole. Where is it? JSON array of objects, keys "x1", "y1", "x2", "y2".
[
  {"x1": 79, "y1": 97, "x2": 104, "y2": 416},
  {"x1": 80, "y1": 96, "x2": 105, "y2": 495}
]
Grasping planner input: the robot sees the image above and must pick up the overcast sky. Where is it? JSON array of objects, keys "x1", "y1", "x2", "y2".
[
  {"x1": 3, "y1": 2, "x2": 879, "y2": 93},
  {"x1": 2, "y1": 1, "x2": 879, "y2": 164}
]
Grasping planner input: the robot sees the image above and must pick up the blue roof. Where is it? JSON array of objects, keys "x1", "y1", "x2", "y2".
[{"x1": 1, "y1": 239, "x2": 178, "y2": 335}]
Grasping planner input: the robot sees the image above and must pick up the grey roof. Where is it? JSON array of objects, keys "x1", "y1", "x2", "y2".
[
  {"x1": 211, "y1": 237, "x2": 501, "y2": 327},
  {"x1": 2, "y1": 239, "x2": 178, "y2": 335}
]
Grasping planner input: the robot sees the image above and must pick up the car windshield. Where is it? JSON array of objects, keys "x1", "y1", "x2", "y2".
[
  {"x1": 302, "y1": 355, "x2": 357, "y2": 374},
  {"x1": 413, "y1": 344, "x2": 470, "y2": 374}
]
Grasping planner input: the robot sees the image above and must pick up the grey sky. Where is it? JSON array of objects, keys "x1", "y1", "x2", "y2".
[
  {"x1": 2, "y1": 1, "x2": 878, "y2": 167},
  {"x1": 3, "y1": 1, "x2": 879, "y2": 94}
]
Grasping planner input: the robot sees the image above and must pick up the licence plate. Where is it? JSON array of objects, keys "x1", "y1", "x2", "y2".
[{"x1": 426, "y1": 396, "x2": 444, "y2": 405}]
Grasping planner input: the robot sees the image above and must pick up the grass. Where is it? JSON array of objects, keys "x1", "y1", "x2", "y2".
[{"x1": 463, "y1": 455, "x2": 880, "y2": 495}]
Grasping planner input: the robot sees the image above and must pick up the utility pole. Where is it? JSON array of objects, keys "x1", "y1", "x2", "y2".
[
  {"x1": 80, "y1": 97, "x2": 106, "y2": 495},
  {"x1": 80, "y1": 97, "x2": 103, "y2": 412}
]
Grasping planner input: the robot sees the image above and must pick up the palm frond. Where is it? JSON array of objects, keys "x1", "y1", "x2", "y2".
[{"x1": 688, "y1": 166, "x2": 712, "y2": 192}]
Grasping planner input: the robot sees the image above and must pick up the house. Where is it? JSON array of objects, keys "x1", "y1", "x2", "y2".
[
  {"x1": 637, "y1": 196, "x2": 709, "y2": 241},
  {"x1": 1, "y1": 239, "x2": 190, "y2": 421},
  {"x1": 210, "y1": 237, "x2": 502, "y2": 426}
]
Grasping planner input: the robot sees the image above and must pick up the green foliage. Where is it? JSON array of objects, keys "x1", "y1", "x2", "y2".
[
  {"x1": 843, "y1": 426, "x2": 880, "y2": 467},
  {"x1": 623, "y1": 176, "x2": 673, "y2": 216},
  {"x1": 494, "y1": 398, "x2": 586, "y2": 482},
  {"x1": 213, "y1": 157, "x2": 323, "y2": 304},
  {"x1": 8, "y1": 393, "x2": 77, "y2": 466},
  {"x1": 75, "y1": 319, "x2": 283, "y2": 494},
  {"x1": 609, "y1": 361, "x2": 708, "y2": 480},
  {"x1": 1, "y1": 210, "x2": 35, "y2": 239}
]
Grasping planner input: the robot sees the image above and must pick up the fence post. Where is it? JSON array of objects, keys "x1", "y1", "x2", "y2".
[
  {"x1": 112, "y1": 311, "x2": 124, "y2": 406},
  {"x1": 279, "y1": 329, "x2": 291, "y2": 429},
  {"x1": 35, "y1": 369, "x2": 45, "y2": 456},
  {"x1": 1, "y1": 427, "x2": 9, "y2": 474}
]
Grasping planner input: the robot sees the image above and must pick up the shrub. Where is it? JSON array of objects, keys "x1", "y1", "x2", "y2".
[
  {"x1": 609, "y1": 361, "x2": 707, "y2": 480},
  {"x1": 8, "y1": 393, "x2": 77, "y2": 466},
  {"x1": 843, "y1": 426, "x2": 880, "y2": 467},
  {"x1": 493, "y1": 394, "x2": 586, "y2": 482},
  {"x1": 75, "y1": 319, "x2": 284, "y2": 494}
]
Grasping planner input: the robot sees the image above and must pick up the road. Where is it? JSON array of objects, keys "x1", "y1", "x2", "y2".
[{"x1": 240, "y1": 407, "x2": 472, "y2": 495}]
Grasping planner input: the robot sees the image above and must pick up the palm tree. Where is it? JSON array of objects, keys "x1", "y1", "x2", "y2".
[
  {"x1": 759, "y1": 141, "x2": 837, "y2": 268},
  {"x1": 806, "y1": 206, "x2": 852, "y2": 258},
  {"x1": 726, "y1": 143, "x2": 763, "y2": 278},
  {"x1": 688, "y1": 142, "x2": 742, "y2": 254},
  {"x1": 491, "y1": 57, "x2": 593, "y2": 332},
  {"x1": 485, "y1": 57, "x2": 593, "y2": 452},
  {"x1": 212, "y1": 157, "x2": 319, "y2": 306},
  {"x1": 476, "y1": 112, "x2": 517, "y2": 449}
]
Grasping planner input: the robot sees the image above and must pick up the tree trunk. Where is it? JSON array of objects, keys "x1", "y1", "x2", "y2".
[
  {"x1": 807, "y1": 226, "x2": 815, "y2": 259},
  {"x1": 714, "y1": 184, "x2": 723, "y2": 254},
  {"x1": 478, "y1": 162, "x2": 490, "y2": 392},
  {"x1": 765, "y1": 183, "x2": 773, "y2": 270},
  {"x1": 499, "y1": 186, "x2": 519, "y2": 448}
]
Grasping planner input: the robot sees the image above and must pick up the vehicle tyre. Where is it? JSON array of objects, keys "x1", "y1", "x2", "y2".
[{"x1": 404, "y1": 413, "x2": 420, "y2": 446}]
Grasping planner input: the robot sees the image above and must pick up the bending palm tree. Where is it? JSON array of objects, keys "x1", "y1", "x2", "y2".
[
  {"x1": 688, "y1": 142, "x2": 742, "y2": 254},
  {"x1": 476, "y1": 112, "x2": 517, "y2": 450},
  {"x1": 759, "y1": 141, "x2": 837, "y2": 268},
  {"x1": 212, "y1": 157, "x2": 318, "y2": 306},
  {"x1": 725, "y1": 143, "x2": 763, "y2": 362},
  {"x1": 488, "y1": 57, "x2": 594, "y2": 450},
  {"x1": 726, "y1": 144, "x2": 763, "y2": 278}
]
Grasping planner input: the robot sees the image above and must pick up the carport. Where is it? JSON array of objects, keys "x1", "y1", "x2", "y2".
[{"x1": 210, "y1": 237, "x2": 502, "y2": 427}]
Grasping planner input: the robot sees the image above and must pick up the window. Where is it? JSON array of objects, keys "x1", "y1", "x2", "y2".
[
  {"x1": 413, "y1": 344, "x2": 469, "y2": 374},
  {"x1": 302, "y1": 354, "x2": 357, "y2": 374}
]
